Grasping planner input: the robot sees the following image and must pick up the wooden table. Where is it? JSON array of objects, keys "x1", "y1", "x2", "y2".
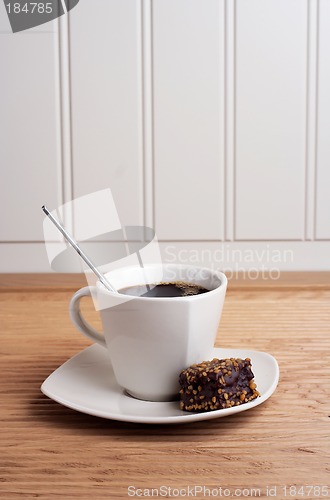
[{"x1": 1, "y1": 274, "x2": 329, "y2": 499}]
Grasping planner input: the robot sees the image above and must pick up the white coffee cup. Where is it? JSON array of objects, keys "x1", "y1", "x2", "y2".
[{"x1": 69, "y1": 264, "x2": 227, "y2": 402}]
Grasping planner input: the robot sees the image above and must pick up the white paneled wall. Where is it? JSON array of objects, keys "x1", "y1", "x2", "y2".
[
  {"x1": 70, "y1": 0, "x2": 144, "y2": 228},
  {"x1": 235, "y1": 0, "x2": 307, "y2": 240},
  {"x1": 153, "y1": 0, "x2": 223, "y2": 240},
  {"x1": 316, "y1": 0, "x2": 330, "y2": 240},
  {"x1": 0, "y1": 0, "x2": 330, "y2": 272},
  {"x1": 0, "y1": 3, "x2": 60, "y2": 242}
]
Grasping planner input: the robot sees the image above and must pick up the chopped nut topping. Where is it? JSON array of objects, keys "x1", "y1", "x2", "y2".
[{"x1": 179, "y1": 356, "x2": 259, "y2": 413}]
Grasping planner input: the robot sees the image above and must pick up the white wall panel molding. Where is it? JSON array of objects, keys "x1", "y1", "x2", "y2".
[
  {"x1": 159, "y1": 241, "x2": 330, "y2": 272},
  {"x1": 235, "y1": 0, "x2": 307, "y2": 241},
  {"x1": 153, "y1": 0, "x2": 224, "y2": 241},
  {"x1": 0, "y1": 2, "x2": 60, "y2": 243},
  {"x1": 1, "y1": 241, "x2": 330, "y2": 272},
  {"x1": 0, "y1": 244, "x2": 52, "y2": 272},
  {"x1": 224, "y1": 0, "x2": 235, "y2": 242},
  {"x1": 57, "y1": 14, "x2": 73, "y2": 230},
  {"x1": 69, "y1": 0, "x2": 144, "y2": 229},
  {"x1": 305, "y1": 0, "x2": 319, "y2": 240},
  {"x1": 315, "y1": 0, "x2": 330, "y2": 240},
  {"x1": 54, "y1": 20, "x2": 63, "y2": 216},
  {"x1": 141, "y1": 0, "x2": 154, "y2": 230},
  {"x1": 1, "y1": 0, "x2": 330, "y2": 273}
]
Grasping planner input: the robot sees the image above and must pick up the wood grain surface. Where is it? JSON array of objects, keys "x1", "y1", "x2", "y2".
[
  {"x1": 1, "y1": 272, "x2": 330, "y2": 292},
  {"x1": 0, "y1": 275, "x2": 329, "y2": 499}
]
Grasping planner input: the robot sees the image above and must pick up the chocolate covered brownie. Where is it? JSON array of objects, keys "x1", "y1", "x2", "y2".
[{"x1": 179, "y1": 357, "x2": 259, "y2": 412}]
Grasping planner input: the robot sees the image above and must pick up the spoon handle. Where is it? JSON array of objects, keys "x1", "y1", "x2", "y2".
[{"x1": 42, "y1": 205, "x2": 117, "y2": 293}]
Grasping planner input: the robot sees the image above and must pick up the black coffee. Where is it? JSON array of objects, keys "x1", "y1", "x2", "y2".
[{"x1": 119, "y1": 281, "x2": 210, "y2": 298}]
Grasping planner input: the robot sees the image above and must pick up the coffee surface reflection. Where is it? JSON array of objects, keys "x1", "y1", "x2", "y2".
[{"x1": 119, "y1": 281, "x2": 209, "y2": 298}]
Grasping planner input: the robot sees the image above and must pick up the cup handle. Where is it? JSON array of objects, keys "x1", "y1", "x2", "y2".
[{"x1": 69, "y1": 286, "x2": 106, "y2": 348}]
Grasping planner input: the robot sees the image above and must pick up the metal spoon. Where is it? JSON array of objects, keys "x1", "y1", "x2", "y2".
[{"x1": 42, "y1": 205, "x2": 117, "y2": 293}]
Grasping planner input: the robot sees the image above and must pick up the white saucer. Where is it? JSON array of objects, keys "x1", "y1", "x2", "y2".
[{"x1": 41, "y1": 345, "x2": 279, "y2": 425}]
